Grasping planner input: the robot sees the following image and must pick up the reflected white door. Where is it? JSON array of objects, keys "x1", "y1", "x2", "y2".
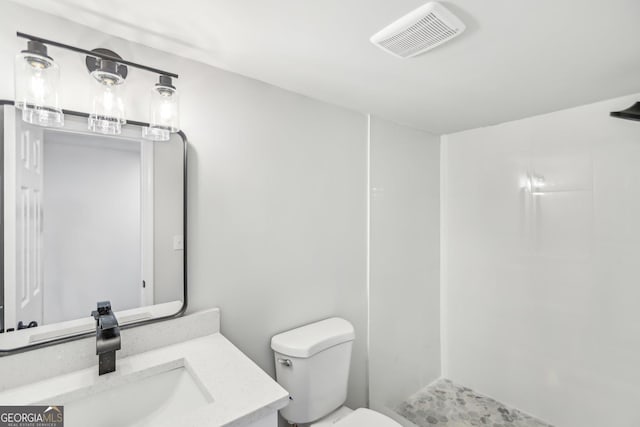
[{"x1": 4, "y1": 110, "x2": 44, "y2": 329}]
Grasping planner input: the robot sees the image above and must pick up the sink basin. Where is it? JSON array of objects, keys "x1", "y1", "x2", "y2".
[
  {"x1": 0, "y1": 326, "x2": 290, "y2": 427},
  {"x1": 49, "y1": 365, "x2": 213, "y2": 427}
]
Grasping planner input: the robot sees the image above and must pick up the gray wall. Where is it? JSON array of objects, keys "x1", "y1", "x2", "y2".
[
  {"x1": 186, "y1": 61, "x2": 369, "y2": 413},
  {"x1": 43, "y1": 134, "x2": 141, "y2": 323},
  {"x1": 153, "y1": 136, "x2": 184, "y2": 304},
  {"x1": 369, "y1": 117, "x2": 441, "y2": 414},
  {"x1": 0, "y1": 2, "x2": 369, "y2": 411}
]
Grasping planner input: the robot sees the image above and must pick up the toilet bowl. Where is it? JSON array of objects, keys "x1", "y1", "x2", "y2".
[
  {"x1": 311, "y1": 406, "x2": 400, "y2": 427},
  {"x1": 271, "y1": 318, "x2": 400, "y2": 427}
]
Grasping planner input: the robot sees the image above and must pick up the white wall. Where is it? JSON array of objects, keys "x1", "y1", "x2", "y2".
[
  {"x1": 0, "y1": 1, "x2": 368, "y2": 412},
  {"x1": 369, "y1": 117, "x2": 441, "y2": 414},
  {"x1": 43, "y1": 133, "x2": 141, "y2": 323},
  {"x1": 442, "y1": 93, "x2": 640, "y2": 427}
]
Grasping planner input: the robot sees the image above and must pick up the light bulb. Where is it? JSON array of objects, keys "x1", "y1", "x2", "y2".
[
  {"x1": 159, "y1": 100, "x2": 173, "y2": 121},
  {"x1": 30, "y1": 74, "x2": 45, "y2": 102}
]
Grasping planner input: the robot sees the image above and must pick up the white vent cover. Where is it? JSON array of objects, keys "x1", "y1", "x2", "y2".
[{"x1": 370, "y1": 2, "x2": 466, "y2": 58}]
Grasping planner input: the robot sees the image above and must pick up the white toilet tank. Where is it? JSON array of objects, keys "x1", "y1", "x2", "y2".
[{"x1": 271, "y1": 318, "x2": 355, "y2": 425}]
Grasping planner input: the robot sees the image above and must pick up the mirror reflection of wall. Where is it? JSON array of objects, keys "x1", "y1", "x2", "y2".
[{"x1": 43, "y1": 132, "x2": 143, "y2": 324}]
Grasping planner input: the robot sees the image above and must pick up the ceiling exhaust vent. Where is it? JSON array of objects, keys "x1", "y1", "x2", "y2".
[{"x1": 370, "y1": 2, "x2": 466, "y2": 58}]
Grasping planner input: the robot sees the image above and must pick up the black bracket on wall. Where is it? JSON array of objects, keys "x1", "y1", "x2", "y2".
[{"x1": 610, "y1": 102, "x2": 640, "y2": 122}]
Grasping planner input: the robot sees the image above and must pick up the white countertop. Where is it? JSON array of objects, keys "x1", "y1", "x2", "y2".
[{"x1": 0, "y1": 332, "x2": 290, "y2": 427}]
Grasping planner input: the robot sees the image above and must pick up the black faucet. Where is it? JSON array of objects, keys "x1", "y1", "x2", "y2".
[{"x1": 91, "y1": 301, "x2": 121, "y2": 375}]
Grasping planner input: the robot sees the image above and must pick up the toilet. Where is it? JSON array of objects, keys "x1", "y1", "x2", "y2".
[{"x1": 271, "y1": 318, "x2": 400, "y2": 426}]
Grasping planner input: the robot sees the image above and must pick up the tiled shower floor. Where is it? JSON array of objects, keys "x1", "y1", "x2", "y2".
[{"x1": 395, "y1": 379, "x2": 554, "y2": 427}]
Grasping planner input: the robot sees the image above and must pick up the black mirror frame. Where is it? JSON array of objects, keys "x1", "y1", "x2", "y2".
[{"x1": 0, "y1": 99, "x2": 188, "y2": 356}]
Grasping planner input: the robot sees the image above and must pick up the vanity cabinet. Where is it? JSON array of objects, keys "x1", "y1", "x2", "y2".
[{"x1": 246, "y1": 411, "x2": 278, "y2": 427}]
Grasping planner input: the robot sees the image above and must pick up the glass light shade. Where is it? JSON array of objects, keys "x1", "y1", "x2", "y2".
[
  {"x1": 14, "y1": 51, "x2": 64, "y2": 127},
  {"x1": 143, "y1": 80, "x2": 179, "y2": 141},
  {"x1": 88, "y1": 69, "x2": 126, "y2": 135},
  {"x1": 141, "y1": 126, "x2": 170, "y2": 141}
]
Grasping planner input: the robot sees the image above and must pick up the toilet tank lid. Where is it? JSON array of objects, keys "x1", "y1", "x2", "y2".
[{"x1": 271, "y1": 317, "x2": 355, "y2": 358}]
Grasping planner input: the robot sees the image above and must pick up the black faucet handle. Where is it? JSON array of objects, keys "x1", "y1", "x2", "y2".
[
  {"x1": 91, "y1": 301, "x2": 112, "y2": 320},
  {"x1": 99, "y1": 315, "x2": 119, "y2": 331}
]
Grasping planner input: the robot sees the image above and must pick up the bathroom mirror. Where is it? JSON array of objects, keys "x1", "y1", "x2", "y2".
[{"x1": 0, "y1": 102, "x2": 187, "y2": 354}]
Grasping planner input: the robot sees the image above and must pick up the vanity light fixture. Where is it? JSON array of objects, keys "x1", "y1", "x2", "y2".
[
  {"x1": 14, "y1": 32, "x2": 180, "y2": 135},
  {"x1": 14, "y1": 39, "x2": 64, "y2": 127},
  {"x1": 86, "y1": 49, "x2": 128, "y2": 135},
  {"x1": 142, "y1": 75, "x2": 180, "y2": 141}
]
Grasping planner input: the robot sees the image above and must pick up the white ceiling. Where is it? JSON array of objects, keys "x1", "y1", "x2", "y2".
[{"x1": 16, "y1": 0, "x2": 640, "y2": 134}]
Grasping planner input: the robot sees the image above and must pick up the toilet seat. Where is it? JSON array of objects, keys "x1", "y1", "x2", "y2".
[{"x1": 334, "y1": 408, "x2": 401, "y2": 427}]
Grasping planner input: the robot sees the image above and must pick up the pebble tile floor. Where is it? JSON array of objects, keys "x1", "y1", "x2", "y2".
[{"x1": 396, "y1": 378, "x2": 554, "y2": 427}]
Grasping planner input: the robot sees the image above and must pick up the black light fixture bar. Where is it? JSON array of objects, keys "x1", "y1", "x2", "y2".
[{"x1": 17, "y1": 32, "x2": 179, "y2": 79}]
